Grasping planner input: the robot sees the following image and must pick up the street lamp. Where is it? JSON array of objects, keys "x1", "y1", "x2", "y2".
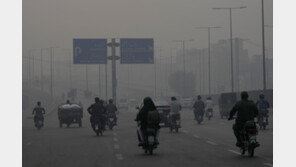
[
  {"x1": 195, "y1": 26, "x2": 221, "y2": 96},
  {"x1": 172, "y1": 39, "x2": 194, "y2": 97},
  {"x1": 212, "y1": 6, "x2": 246, "y2": 92}
]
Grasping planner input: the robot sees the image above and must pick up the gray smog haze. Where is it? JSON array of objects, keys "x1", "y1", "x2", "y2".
[
  {"x1": 23, "y1": 0, "x2": 273, "y2": 56},
  {"x1": 23, "y1": 0, "x2": 273, "y2": 99}
]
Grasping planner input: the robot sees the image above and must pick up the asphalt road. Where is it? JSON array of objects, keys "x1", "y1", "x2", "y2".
[{"x1": 23, "y1": 105, "x2": 273, "y2": 167}]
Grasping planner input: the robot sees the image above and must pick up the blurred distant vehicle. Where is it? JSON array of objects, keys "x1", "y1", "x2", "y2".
[
  {"x1": 219, "y1": 92, "x2": 237, "y2": 119},
  {"x1": 58, "y1": 103, "x2": 83, "y2": 128},
  {"x1": 129, "y1": 99, "x2": 138, "y2": 112},
  {"x1": 154, "y1": 100, "x2": 171, "y2": 127},
  {"x1": 118, "y1": 98, "x2": 129, "y2": 110},
  {"x1": 180, "y1": 97, "x2": 194, "y2": 108}
]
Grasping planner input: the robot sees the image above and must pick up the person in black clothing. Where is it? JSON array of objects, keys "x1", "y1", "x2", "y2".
[
  {"x1": 228, "y1": 91, "x2": 259, "y2": 147},
  {"x1": 135, "y1": 97, "x2": 160, "y2": 146},
  {"x1": 87, "y1": 97, "x2": 106, "y2": 132}
]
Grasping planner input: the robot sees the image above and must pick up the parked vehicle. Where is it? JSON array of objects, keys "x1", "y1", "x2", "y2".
[
  {"x1": 239, "y1": 121, "x2": 260, "y2": 157},
  {"x1": 219, "y1": 93, "x2": 237, "y2": 119},
  {"x1": 58, "y1": 104, "x2": 83, "y2": 128}
]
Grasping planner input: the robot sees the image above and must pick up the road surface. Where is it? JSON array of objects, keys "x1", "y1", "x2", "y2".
[{"x1": 23, "y1": 105, "x2": 273, "y2": 167}]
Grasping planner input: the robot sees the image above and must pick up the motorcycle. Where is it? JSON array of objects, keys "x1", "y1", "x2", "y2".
[
  {"x1": 92, "y1": 116, "x2": 104, "y2": 136},
  {"x1": 206, "y1": 109, "x2": 213, "y2": 120},
  {"x1": 258, "y1": 113, "x2": 268, "y2": 130},
  {"x1": 169, "y1": 114, "x2": 181, "y2": 132},
  {"x1": 34, "y1": 115, "x2": 44, "y2": 130},
  {"x1": 196, "y1": 113, "x2": 203, "y2": 124},
  {"x1": 239, "y1": 121, "x2": 260, "y2": 157},
  {"x1": 107, "y1": 113, "x2": 117, "y2": 130},
  {"x1": 143, "y1": 127, "x2": 158, "y2": 155}
]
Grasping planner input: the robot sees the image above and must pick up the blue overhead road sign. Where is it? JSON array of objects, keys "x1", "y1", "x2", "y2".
[
  {"x1": 120, "y1": 38, "x2": 154, "y2": 64},
  {"x1": 73, "y1": 39, "x2": 107, "y2": 64}
]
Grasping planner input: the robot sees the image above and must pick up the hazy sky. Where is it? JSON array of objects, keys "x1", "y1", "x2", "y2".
[{"x1": 23, "y1": 0, "x2": 273, "y2": 58}]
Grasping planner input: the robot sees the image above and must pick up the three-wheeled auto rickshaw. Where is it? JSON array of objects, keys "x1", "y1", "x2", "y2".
[{"x1": 58, "y1": 104, "x2": 83, "y2": 128}]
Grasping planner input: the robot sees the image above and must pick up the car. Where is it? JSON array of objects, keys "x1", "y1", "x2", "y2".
[
  {"x1": 58, "y1": 103, "x2": 83, "y2": 128},
  {"x1": 180, "y1": 98, "x2": 194, "y2": 108}
]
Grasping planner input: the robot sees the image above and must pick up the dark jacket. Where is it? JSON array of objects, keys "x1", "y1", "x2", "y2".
[
  {"x1": 230, "y1": 100, "x2": 259, "y2": 125},
  {"x1": 87, "y1": 102, "x2": 105, "y2": 117},
  {"x1": 136, "y1": 98, "x2": 158, "y2": 130},
  {"x1": 193, "y1": 100, "x2": 205, "y2": 113}
]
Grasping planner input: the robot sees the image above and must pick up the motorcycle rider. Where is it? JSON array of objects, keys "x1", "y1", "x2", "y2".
[
  {"x1": 135, "y1": 97, "x2": 160, "y2": 146},
  {"x1": 228, "y1": 91, "x2": 259, "y2": 147},
  {"x1": 256, "y1": 94, "x2": 270, "y2": 128},
  {"x1": 205, "y1": 97, "x2": 214, "y2": 118},
  {"x1": 87, "y1": 97, "x2": 106, "y2": 132},
  {"x1": 169, "y1": 96, "x2": 182, "y2": 126},
  {"x1": 32, "y1": 101, "x2": 45, "y2": 125},
  {"x1": 193, "y1": 95, "x2": 205, "y2": 121},
  {"x1": 106, "y1": 98, "x2": 118, "y2": 125}
]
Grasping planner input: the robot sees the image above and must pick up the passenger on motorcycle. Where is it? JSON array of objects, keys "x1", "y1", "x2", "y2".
[
  {"x1": 205, "y1": 97, "x2": 214, "y2": 117},
  {"x1": 228, "y1": 91, "x2": 259, "y2": 147},
  {"x1": 135, "y1": 97, "x2": 160, "y2": 146},
  {"x1": 87, "y1": 97, "x2": 107, "y2": 132},
  {"x1": 256, "y1": 94, "x2": 270, "y2": 126},
  {"x1": 193, "y1": 95, "x2": 205, "y2": 121},
  {"x1": 169, "y1": 96, "x2": 182, "y2": 126},
  {"x1": 106, "y1": 98, "x2": 118, "y2": 125},
  {"x1": 32, "y1": 101, "x2": 45, "y2": 125}
]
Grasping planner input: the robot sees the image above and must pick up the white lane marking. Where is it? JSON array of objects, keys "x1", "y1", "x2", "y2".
[
  {"x1": 182, "y1": 130, "x2": 189, "y2": 133},
  {"x1": 113, "y1": 137, "x2": 118, "y2": 142},
  {"x1": 206, "y1": 141, "x2": 217, "y2": 145},
  {"x1": 228, "y1": 149, "x2": 240, "y2": 155},
  {"x1": 113, "y1": 132, "x2": 117, "y2": 136},
  {"x1": 263, "y1": 163, "x2": 273, "y2": 167},
  {"x1": 193, "y1": 135, "x2": 200, "y2": 139},
  {"x1": 114, "y1": 144, "x2": 120, "y2": 149},
  {"x1": 115, "y1": 154, "x2": 123, "y2": 160}
]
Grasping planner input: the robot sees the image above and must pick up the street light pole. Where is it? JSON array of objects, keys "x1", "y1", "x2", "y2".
[
  {"x1": 195, "y1": 26, "x2": 221, "y2": 96},
  {"x1": 261, "y1": 0, "x2": 266, "y2": 91},
  {"x1": 212, "y1": 6, "x2": 246, "y2": 92}
]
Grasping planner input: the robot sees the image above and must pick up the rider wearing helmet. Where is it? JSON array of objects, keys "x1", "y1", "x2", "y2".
[
  {"x1": 106, "y1": 98, "x2": 118, "y2": 125},
  {"x1": 32, "y1": 101, "x2": 46, "y2": 125},
  {"x1": 229, "y1": 91, "x2": 259, "y2": 147}
]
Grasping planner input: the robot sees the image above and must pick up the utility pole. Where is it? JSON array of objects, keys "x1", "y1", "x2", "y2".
[
  {"x1": 105, "y1": 61, "x2": 108, "y2": 100},
  {"x1": 195, "y1": 26, "x2": 221, "y2": 96},
  {"x1": 261, "y1": 0, "x2": 267, "y2": 91},
  {"x1": 107, "y1": 38, "x2": 120, "y2": 104},
  {"x1": 154, "y1": 53, "x2": 157, "y2": 98},
  {"x1": 212, "y1": 6, "x2": 246, "y2": 92},
  {"x1": 40, "y1": 48, "x2": 44, "y2": 91},
  {"x1": 98, "y1": 65, "x2": 101, "y2": 97},
  {"x1": 85, "y1": 64, "x2": 89, "y2": 91},
  {"x1": 69, "y1": 52, "x2": 72, "y2": 89}
]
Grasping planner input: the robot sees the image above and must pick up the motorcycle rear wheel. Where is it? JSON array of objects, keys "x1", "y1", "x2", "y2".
[{"x1": 248, "y1": 147, "x2": 255, "y2": 157}]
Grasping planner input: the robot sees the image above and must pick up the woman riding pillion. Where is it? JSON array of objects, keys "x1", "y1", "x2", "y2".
[{"x1": 135, "y1": 97, "x2": 160, "y2": 146}]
